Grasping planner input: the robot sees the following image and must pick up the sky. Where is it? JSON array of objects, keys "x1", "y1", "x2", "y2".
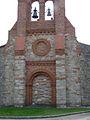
[{"x1": 0, "y1": 0, "x2": 90, "y2": 46}]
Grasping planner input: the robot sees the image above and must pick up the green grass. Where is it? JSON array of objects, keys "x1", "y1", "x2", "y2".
[{"x1": 0, "y1": 107, "x2": 90, "y2": 116}]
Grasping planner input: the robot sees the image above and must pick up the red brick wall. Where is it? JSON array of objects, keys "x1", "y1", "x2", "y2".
[{"x1": 65, "y1": 17, "x2": 75, "y2": 37}]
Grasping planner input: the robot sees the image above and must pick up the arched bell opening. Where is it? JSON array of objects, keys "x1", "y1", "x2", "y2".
[
  {"x1": 31, "y1": 1, "x2": 39, "y2": 21},
  {"x1": 45, "y1": 0, "x2": 54, "y2": 20}
]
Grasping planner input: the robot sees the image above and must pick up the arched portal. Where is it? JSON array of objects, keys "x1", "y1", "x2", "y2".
[{"x1": 26, "y1": 69, "x2": 56, "y2": 106}]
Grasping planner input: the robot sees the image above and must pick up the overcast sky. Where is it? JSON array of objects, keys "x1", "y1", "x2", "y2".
[{"x1": 0, "y1": 0, "x2": 90, "y2": 46}]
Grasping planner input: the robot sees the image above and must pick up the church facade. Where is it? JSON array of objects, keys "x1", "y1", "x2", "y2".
[{"x1": 0, "y1": 0, "x2": 90, "y2": 107}]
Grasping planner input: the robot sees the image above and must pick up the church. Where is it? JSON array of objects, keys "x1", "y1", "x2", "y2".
[{"x1": 0, "y1": 0, "x2": 90, "y2": 107}]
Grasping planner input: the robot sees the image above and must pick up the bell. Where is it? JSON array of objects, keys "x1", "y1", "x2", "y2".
[
  {"x1": 32, "y1": 7, "x2": 38, "y2": 19},
  {"x1": 47, "y1": 8, "x2": 51, "y2": 16}
]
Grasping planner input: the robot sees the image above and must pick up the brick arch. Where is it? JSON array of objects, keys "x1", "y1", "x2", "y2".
[
  {"x1": 27, "y1": 68, "x2": 55, "y2": 84},
  {"x1": 30, "y1": 0, "x2": 54, "y2": 3},
  {"x1": 45, "y1": 0, "x2": 54, "y2": 3},
  {"x1": 26, "y1": 69, "x2": 56, "y2": 106},
  {"x1": 32, "y1": 0, "x2": 39, "y2": 4},
  {"x1": 28, "y1": 0, "x2": 39, "y2": 4}
]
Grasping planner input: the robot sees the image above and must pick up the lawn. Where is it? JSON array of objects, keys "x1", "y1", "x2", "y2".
[{"x1": 0, "y1": 107, "x2": 90, "y2": 116}]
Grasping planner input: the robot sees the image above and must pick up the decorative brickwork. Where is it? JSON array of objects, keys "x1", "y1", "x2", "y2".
[
  {"x1": 27, "y1": 21, "x2": 55, "y2": 34},
  {"x1": 26, "y1": 61, "x2": 56, "y2": 106},
  {"x1": 25, "y1": 34, "x2": 55, "y2": 61},
  {"x1": 56, "y1": 49, "x2": 65, "y2": 56},
  {"x1": 15, "y1": 50, "x2": 25, "y2": 56},
  {"x1": 32, "y1": 39, "x2": 51, "y2": 56}
]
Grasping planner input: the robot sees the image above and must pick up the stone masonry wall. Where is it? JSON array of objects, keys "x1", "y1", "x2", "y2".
[
  {"x1": 56, "y1": 54, "x2": 66, "y2": 107},
  {"x1": 14, "y1": 55, "x2": 26, "y2": 106},
  {"x1": 0, "y1": 46, "x2": 5, "y2": 106},
  {"x1": 25, "y1": 34, "x2": 55, "y2": 61},
  {"x1": 79, "y1": 43, "x2": 90, "y2": 106},
  {"x1": 4, "y1": 36, "x2": 15, "y2": 106},
  {"x1": 65, "y1": 34, "x2": 81, "y2": 107},
  {"x1": 32, "y1": 75, "x2": 51, "y2": 105}
]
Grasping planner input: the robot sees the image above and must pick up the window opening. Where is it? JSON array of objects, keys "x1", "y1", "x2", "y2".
[
  {"x1": 31, "y1": 1, "x2": 39, "y2": 21},
  {"x1": 45, "y1": 1, "x2": 54, "y2": 20}
]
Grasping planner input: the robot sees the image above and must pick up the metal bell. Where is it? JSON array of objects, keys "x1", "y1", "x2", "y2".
[
  {"x1": 47, "y1": 8, "x2": 51, "y2": 16},
  {"x1": 32, "y1": 7, "x2": 38, "y2": 19}
]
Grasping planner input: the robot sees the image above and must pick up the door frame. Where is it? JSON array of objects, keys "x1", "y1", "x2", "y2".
[{"x1": 26, "y1": 69, "x2": 56, "y2": 106}]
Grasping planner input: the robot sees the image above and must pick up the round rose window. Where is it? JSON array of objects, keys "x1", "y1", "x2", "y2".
[{"x1": 32, "y1": 39, "x2": 51, "y2": 56}]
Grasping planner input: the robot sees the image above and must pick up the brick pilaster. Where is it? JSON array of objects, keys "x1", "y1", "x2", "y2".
[
  {"x1": 55, "y1": 34, "x2": 66, "y2": 107},
  {"x1": 17, "y1": 0, "x2": 27, "y2": 36},
  {"x1": 39, "y1": 0, "x2": 45, "y2": 21},
  {"x1": 55, "y1": 0, "x2": 65, "y2": 34}
]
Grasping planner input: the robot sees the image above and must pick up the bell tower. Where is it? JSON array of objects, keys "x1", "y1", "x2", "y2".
[
  {"x1": 9, "y1": 0, "x2": 78, "y2": 107},
  {"x1": 17, "y1": 0, "x2": 65, "y2": 35},
  {"x1": 15, "y1": 0, "x2": 66, "y2": 107}
]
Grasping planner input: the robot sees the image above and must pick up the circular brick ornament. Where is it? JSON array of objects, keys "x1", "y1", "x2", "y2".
[{"x1": 32, "y1": 39, "x2": 51, "y2": 56}]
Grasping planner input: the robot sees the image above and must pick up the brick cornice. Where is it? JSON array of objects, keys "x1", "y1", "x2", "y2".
[
  {"x1": 15, "y1": 50, "x2": 25, "y2": 56},
  {"x1": 26, "y1": 20, "x2": 55, "y2": 34},
  {"x1": 26, "y1": 60, "x2": 56, "y2": 66},
  {"x1": 27, "y1": 28, "x2": 55, "y2": 34},
  {"x1": 18, "y1": 0, "x2": 29, "y2": 3},
  {"x1": 56, "y1": 49, "x2": 65, "y2": 55}
]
